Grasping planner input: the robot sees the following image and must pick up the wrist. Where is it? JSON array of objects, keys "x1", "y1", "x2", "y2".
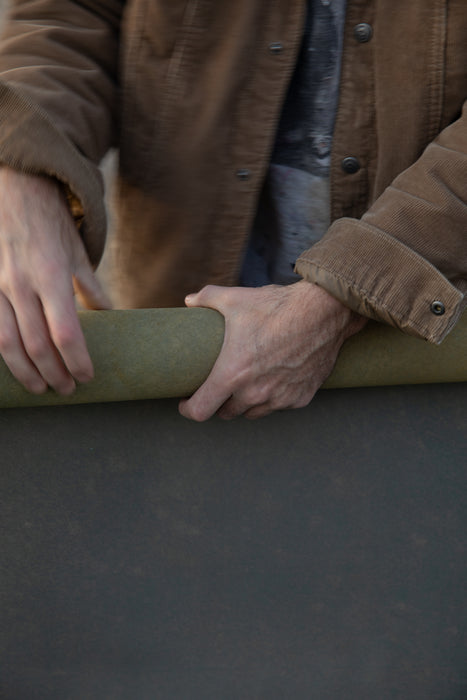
[{"x1": 294, "y1": 279, "x2": 368, "y2": 338}]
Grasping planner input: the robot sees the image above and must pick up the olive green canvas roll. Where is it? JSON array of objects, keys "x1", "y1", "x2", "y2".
[
  {"x1": 0, "y1": 308, "x2": 224, "y2": 409},
  {"x1": 0, "y1": 308, "x2": 465, "y2": 408},
  {"x1": 323, "y1": 311, "x2": 467, "y2": 389}
]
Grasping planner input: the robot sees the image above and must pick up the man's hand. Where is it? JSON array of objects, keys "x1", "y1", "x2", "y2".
[
  {"x1": 0, "y1": 167, "x2": 110, "y2": 395},
  {"x1": 179, "y1": 280, "x2": 367, "y2": 421}
]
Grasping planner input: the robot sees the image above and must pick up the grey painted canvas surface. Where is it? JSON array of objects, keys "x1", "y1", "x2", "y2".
[{"x1": 1, "y1": 383, "x2": 466, "y2": 699}]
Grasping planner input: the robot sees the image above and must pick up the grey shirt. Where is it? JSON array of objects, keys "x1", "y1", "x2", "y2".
[{"x1": 240, "y1": 0, "x2": 347, "y2": 286}]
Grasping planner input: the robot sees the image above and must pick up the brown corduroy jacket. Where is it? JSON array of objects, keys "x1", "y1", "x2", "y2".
[{"x1": 0, "y1": 0, "x2": 466, "y2": 343}]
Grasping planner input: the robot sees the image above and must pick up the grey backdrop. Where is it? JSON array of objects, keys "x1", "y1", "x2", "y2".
[{"x1": 1, "y1": 383, "x2": 466, "y2": 699}]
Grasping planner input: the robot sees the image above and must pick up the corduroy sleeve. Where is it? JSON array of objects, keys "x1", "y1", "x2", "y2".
[
  {"x1": 0, "y1": 0, "x2": 124, "y2": 265},
  {"x1": 296, "y1": 103, "x2": 467, "y2": 344}
]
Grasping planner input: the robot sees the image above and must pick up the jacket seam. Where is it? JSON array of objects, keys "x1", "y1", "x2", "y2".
[{"x1": 297, "y1": 259, "x2": 462, "y2": 340}]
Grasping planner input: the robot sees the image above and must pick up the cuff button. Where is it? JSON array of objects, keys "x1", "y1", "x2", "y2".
[{"x1": 430, "y1": 301, "x2": 445, "y2": 315}]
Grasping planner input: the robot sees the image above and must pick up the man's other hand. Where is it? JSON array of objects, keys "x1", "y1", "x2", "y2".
[
  {"x1": 179, "y1": 280, "x2": 367, "y2": 421},
  {"x1": 0, "y1": 167, "x2": 110, "y2": 395}
]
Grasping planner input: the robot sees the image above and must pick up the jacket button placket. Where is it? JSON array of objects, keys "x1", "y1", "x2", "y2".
[
  {"x1": 233, "y1": 39, "x2": 286, "y2": 184},
  {"x1": 338, "y1": 22, "x2": 374, "y2": 180}
]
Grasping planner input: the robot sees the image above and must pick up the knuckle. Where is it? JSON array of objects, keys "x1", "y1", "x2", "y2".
[
  {"x1": 52, "y1": 324, "x2": 79, "y2": 351},
  {"x1": 0, "y1": 326, "x2": 16, "y2": 354},
  {"x1": 37, "y1": 260, "x2": 67, "y2": 288},
  {"x1": 2, "y1": 265, "x2": 26, "y2": 297},
  {"x1": 25, "y1": 334, "x2": 49, "y2": 361},
  {"x1": 243, "y1": 383, "x2": 270, "y2": 407},
  {"x1": 36, "y1": 248, "x2": 65, "y2": 273}
]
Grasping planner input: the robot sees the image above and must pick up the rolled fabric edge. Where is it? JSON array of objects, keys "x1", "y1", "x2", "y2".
[
  {"x1": 0, "y1": 307, "x2": 465, "y2": 409},
  {"x1": 323, "y1": 309, "x2": 467, "y2": 389},
  {"x1": 0, "y1": 308, "x2": 225, "y2": 409}
]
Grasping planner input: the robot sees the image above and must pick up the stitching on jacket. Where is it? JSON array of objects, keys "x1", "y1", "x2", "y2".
[
  {"x1": 297, "y1": 261, "x2": 461, "y2": 340},
  {"x1": 426, "y1": 0, "x2": 447, "y2": 142}
]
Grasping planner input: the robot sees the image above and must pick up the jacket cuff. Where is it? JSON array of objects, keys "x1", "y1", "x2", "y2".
[
  {"x1": 0, "y1": 82, "x2": 106, "y2": 266},
  {"x1": 295, "y1": 218, "x2": 465, "y2": 344}
]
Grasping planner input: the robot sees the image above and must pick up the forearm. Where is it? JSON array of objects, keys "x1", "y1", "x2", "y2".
[
  {"x1": 296, "y1": 101, "x2": 467, "y2": 344},
  {"x1": 0, "y1": 0, "x2": 125, "y2": 264}
]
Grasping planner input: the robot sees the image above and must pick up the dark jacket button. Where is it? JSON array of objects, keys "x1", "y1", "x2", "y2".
[
  {"x1": 354, "y1": 23, "x2": 373, "y2": 43},
  {"x1": 341, "y1": 157, "x2": 361, "y2": 174},
  {"x1": 236, "y1": 168, "x2": 251, "y2": 181},
  {"x1": 269, "y1": 42, "x2": 283, "y2": 55},
  {"x1": 430, "y1": 301, "x2": 446, "y2": 315}
]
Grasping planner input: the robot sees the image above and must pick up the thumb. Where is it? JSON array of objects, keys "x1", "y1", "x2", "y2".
[
  {"x1": 185, "y1": 285, "x2": 232, "y2": 311},
  {"x1": 184, "y1": 289, "x2": 207, "y2": 307},
  {"x1": 69, "y1": 225, "x2": 112, "y2": 310},
  {"x1": 73, "y1": 262, "x2": 112, "y2": 311}
]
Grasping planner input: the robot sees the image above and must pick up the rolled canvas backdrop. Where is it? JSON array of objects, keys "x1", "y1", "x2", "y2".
[{"x1": 0, "y1": 307, "x2": 465, "y2": 408}]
